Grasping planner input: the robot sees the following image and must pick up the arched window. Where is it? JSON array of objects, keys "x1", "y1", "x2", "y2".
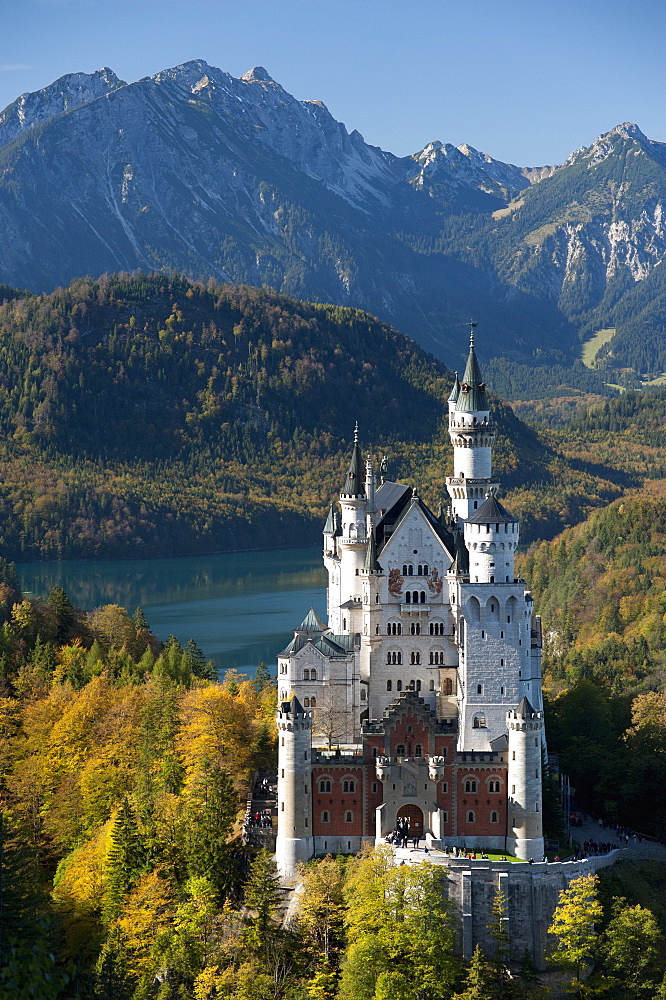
[
  {"x1": 343, "y1": 779, "x2": 355, "y2": 793},
  {"x1": 321, "y1": 810, "x2": 330, "y2": 823},
  {"x1": 303, "y1": 669, "x2": 310, "y2": 680},
  {"x1": 444, "y1": 677, "x2": 453, "y2": 695},
  {"x1": 411, "y1": 622, "x2": 420, "y2": 635},
  {"x1": 416, "y1": 679, "x2": 421, "y2": 692},
  {"x1": 319, "y1": 779, "x2": 331, "y2": 793},
  {"x1": 465, "y1": 779, "x2": 477, "y2": 793},
  {"x1": 360, "y1": 689, "x2": 366, "y2": 701},
  {"x1": 310, "y1": 697, "x2": 316, "y2": 708},
  {"x1": 429, "y1": 679, "x2": 435, "y2": 691},
  {"x1": 467, "y1": 811, "x2": 475, "y2": 823},
  {"x1": 490, "y1": 811, "x2": 499, "y2": 824},
  {"x1": 387, "y1": 680, "x2": 392, "y2": 691},
  {"x1": 477, "y1": 684, "x2": 482, "y2": 694},
  {"x1": 397, "y1": 679, "x2": 402, "y2": 691},
  {"x1": 415, "y1": 744, "x2": 423, "y2": 757},
  {"x1": 411, "y1": 651, "x2": 420, "y2": 665},
  {"x1": 345, "y1": 811, "x2": 353, "y2": 823},
  {"x1": 420, "y1": 592, "x2": 426, "y2": 604},
  {"x1": 304, "y1": 697, "x2": 310, "y2": 707},
  {"x1": 405, "y1": 592, "x2": 411, "y2": 604},
  {"x1": 396, "y1": 744, "x2": 406, "y2": 756},
  {"x1": 488, "y1": 779, "x2": 500, "y2": 793},
  {"x1": 473, "y1": 714, "x2": 486, "y2": 729},
  {"x1": 310, "y1": 669, "x2": 317, "y2": 681}
]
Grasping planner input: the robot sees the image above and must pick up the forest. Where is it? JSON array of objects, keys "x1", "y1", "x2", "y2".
[
  {"x1": 1, "y1": 576, "x2": 665, "y2": 1000},
  {"x1": 0, "y1": 272, "x2": 652, "y2": 561}
]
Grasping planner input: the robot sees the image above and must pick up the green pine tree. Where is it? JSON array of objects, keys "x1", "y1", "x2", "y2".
[{"x1": 242, "y1": 849, "x2": 282, "y2": 958}]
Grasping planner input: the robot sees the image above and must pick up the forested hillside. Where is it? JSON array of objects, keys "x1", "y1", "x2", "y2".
[{"x1": 0, "y1": 271, "x2": 633, "y2": 561}]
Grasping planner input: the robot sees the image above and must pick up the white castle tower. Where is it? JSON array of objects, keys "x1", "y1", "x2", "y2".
[
  {"x1": 447, "y1": 332, "x2": 542, "y2": 751},
  {"x1": 275, "y1": 694, "x2": 314, "y2": 880},
  {"x1": 506, "y1": 697, "x2": 544, "y2": 861}
]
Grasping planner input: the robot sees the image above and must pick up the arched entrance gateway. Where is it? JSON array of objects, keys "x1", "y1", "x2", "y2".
[{"x1": 396, "y1": 803, "x2": 424, "y2": 839}]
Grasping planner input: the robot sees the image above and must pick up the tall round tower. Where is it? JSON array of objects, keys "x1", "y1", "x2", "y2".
[
  {"x1": 446, "y1": 331, "x2": 498, "y2": 523},
  {"x1": 506, "y1": 697, "x2": 544, "y2": 861},
  {"x1": 275, "y1": 694, "x2": 314, "y2": 880},
  {"x1": 337, "y1": 424, "x2": 368, "y2": 623},
  {"x1": 463, "y1": 493, "x2": 519, "y2": 584}
]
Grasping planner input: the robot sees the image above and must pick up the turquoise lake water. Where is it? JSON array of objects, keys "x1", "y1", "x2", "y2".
[{"x1": 17, "y1": 547, "x2": 326, "y2": 677}]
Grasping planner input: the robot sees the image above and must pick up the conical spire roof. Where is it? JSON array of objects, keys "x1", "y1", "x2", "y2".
[
  {"x1": 456, "y1": 330, "x2": 488, "y2": 412},
  {"x1": 341, "y1": 422, "x2": 365, "y2": 497},
  {"x1": 323, "y1": 502, "x2": 336, "y2": 534},
  {"x1": 516, "y1": 695, "x2": 535, "y2": 717},
  {"x1": 364, "y1": 531, "x2": 381, "y2": 573},
  {"x1": 448, "y1": 372, "x2": 460, "y2": 403}
]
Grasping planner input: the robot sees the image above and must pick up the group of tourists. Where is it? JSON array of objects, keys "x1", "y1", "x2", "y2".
[
  {"x1": 246, "y1": 809, "x2": 272, "y2": 828},
  {"x1": 386, "y1": 817, "x2": 419, "y2": 848}
]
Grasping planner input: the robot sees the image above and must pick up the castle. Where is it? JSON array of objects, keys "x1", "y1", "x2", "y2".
[{"x1": 275, "y1": 334, "x2": 545, "y2": 879}]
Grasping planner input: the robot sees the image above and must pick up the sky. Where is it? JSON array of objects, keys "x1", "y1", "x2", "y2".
[{"x1": 2, "y1": 0, "x2": 665, "y2": 166}]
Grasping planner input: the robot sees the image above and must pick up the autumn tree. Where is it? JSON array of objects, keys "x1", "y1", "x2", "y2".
[
  {"x1": 600, "y1": 898, "x2": 662, "y2": 999},
  {"x1": 547, "y1": 874, "x2": 603, "y2": 996}
]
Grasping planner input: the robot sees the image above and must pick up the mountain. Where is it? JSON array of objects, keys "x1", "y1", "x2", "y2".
[
  {"x1": 0, "y1": 61, "x2": 582, "y2": 373},
  {"x1": 0, "y1": 271, "x2": 624, "y2": 561},
  {"x1": 0, "y1": 62, "x2": 665, "y2": 383}
]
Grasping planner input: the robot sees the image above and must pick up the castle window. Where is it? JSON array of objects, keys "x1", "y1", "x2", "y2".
[
  {"x1": 500, "y1": 631, "x2": 504, "y2": 639},
  {"x1": 310, "y1": 697, "x2": 316, "y2": 708},
  {"x1": 303, "y1": 669, "x2": 310, "y2": 680},
  {"x1": 442, "y1": 811, "x2": 448, "y2": 822},
  {"x1": 319, "y1": 779, "x2": 331, "y2": 793},
  {"x1": 490, "y1": 811, "x2": 499, "y2": 823},
  {"x1": 311, "y1": 669, "x2": 317, "y2": 680},
  {"x1": 411, "y1": 652, "x2": 420, "y2": 665},
  {"x1": 376, "y1": 625, "x2": 380, "y2": 634},
  {"x1": 345, "y1": 811, "x2": 353, "y2": 823},
  {"x1": 372, "y1": 782, "x2": 378, "y2": 793},
  {"x1": 360, "y1": 689, "x2": 366, "y2": 701},
  {"x1": 411, "y1": 622, "x2": 421, "y2": 635},
  {"x1": 477, "y1": 684, "x2": 482, "y2": 694},
  {"x1": 500, "y1": 658, "x2": 504, "y2": 666},
  {"x1": 444, "y1": 678, "x2": 453, "y2": 695},
  {"x1": 489, "y1": 780, "x2": 500, "y2": 793},
  {"x1": 467, "y1": 811, "x2": 475, "y2": 823},
  {"x1": 465, "y1": 780, "x2": 477, "y2": 793},
  {"x1": 343, "y1": 618, "x2": 347, "y2": 630},
  {"x1": 507, "y1": 616, "x2": 511, "y2": 623},
  {"x1": 501, "y1": 686, "x2": 505, "y2": 695},
  {"x1": 490, "y1": 576, "x2": 495, "y2": 583},
  {"x1": 321, "y1": 811, "x2": 330, "y2": 823},
  {"x1": 512, "y1": 785, "x2": 515, "y2": 794},
  {"x1": 387, "y1": 680, "x2": 392, "y2": 691},
  {"x1": 397, "y1": 680, "x2": 402, "y2": 691},
  {"x1": 304, "y1": 698, "x2": 310, "y2": 707},
  {"x1": 420, "y1": 592, "x2": 426, "y2": 604},
  {"x1": 406, "y1": 592, "x2": 411, "y2": 604},
  {"x1": 473, "y1": 714, "x2": 486, "y2": 729},
  {"x1": 343, "y1": 779, "x2": 355, "y2": 793},
  {"x1": 481, "y1": 630, "x2": 485, "y2": 639},
  {"x1": 415, "y1": 744, "x2": 423, "y2": 757},
  {"x1": 416, "y1": 679, "x2": 421, "y2": 692},
  {"x1": 490, "y1": 604, "x2": 496, "y2": 613},
  {"x1": 430, "y1": 680, "x2": 435, "y2": 691},
  {"x1": 396, "y1": 744, "x2": 405, "y2": 757},
  {"x1": 441, "y1": 782, "x2": 448, "y2": 793}
]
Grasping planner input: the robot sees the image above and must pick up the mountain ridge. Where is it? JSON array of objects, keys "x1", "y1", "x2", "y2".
[{"x1": 0, "y1": 60, "x2": 664, "y2": 382}]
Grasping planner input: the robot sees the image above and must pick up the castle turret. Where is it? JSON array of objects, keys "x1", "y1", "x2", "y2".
[
  {"x1": 446, "y1": 332, "x2": 497, "y2": 523},
  {"x1": 276, "y1": 694, "x2": 313, "y2": 879},
  {"x1": 506, "y1": 697, "x2": 544, "y2": 861},
  {"x1": 463, "y1": 493, "x2": 519, "y2": 585},
  {"x1": 337, "y1": 424, "x2": 368, "y2": 628}
]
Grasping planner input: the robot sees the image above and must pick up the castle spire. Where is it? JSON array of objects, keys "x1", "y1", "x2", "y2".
[
  {"x1": 341, "y1": 424, "x2": 365, "y2": 497},
  {"x1": 456, "y1": 324, "x2": 487, "y2": 413}
]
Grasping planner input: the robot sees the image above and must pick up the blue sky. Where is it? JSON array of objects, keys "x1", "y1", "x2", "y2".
[{"x1": 2, "y1": 0, "x2": 664, "y2": 165}]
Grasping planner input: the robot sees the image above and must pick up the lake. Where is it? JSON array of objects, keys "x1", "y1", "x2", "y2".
[{"x1": 17, "y1": 547, "x2": 327, "y2": 677}]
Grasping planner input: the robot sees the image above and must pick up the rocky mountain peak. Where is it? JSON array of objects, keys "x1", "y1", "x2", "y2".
[
  {"x1": 241, "y1": 66, "x2": 276, "y2": 84},
  {"x1": 0, "y1": 67, "x2": 125, "y2": 146}
]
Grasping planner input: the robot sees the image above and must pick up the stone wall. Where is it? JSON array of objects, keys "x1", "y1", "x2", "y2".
[{"x1": 441, "y1": 851, "x2": 623, "y2": 969}]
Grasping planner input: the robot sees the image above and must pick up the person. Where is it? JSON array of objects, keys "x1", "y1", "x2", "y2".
[{"x1": 423, "y1": 845, "x2": 429, "y2": 854}]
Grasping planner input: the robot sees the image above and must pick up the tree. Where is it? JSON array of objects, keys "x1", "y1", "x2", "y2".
[
  {"x1": 254, "y1": 662, "x2": 273, "y2": 692},
  {"x1": 242, "y1": 849, "x2": 282, "y2": 958},
  {"x1": 452, "y1": 945, "x2": 498, "y2": 1000},
  {"x1": 183, "y1": 767, "x2": 238, "y2": 901},
  {"x1": 547, "y1": 874, "x2": 603, "y2": 996},
  {"x1": 600, "y1": 898, "x2": 661, "y2": 999},
  {"x1": 297, "y1": 855, "x2": 346, "y2": 963},
  {"x1": 104, "y1": 798, "x2": 147, "y2": 923},
  {"x1": 48, "y1": 585, "x2": 77, "y2": 643},
  {"x1": 486, "y1": 886, "x2": 512, "y2": 999},
  {"x1": 185, "y1": 639, "x2": 214, "y2": 680}
]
